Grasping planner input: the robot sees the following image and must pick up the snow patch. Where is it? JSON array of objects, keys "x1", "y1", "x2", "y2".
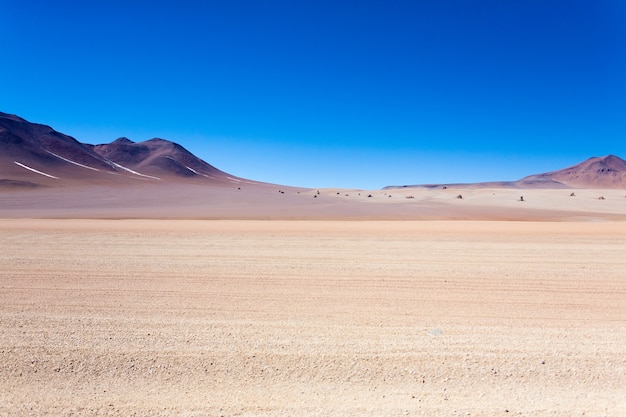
[
  {"x1": 108, "y1": 161, "x2": 161, "y2": 180},
  {"x1": 45, "y1": 150, "x2": 100, "y2": 171},
  {"x1": 186, "y1": 166, "x2": 211, "y2": 178},
  {"x1": 14, "y1": 161, "x2": 59, "y2": 179}
]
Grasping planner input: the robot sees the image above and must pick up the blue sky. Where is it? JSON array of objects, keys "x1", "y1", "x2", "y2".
[{"x1": 3, "y1": 1, "x2": 626, "y2": 188}]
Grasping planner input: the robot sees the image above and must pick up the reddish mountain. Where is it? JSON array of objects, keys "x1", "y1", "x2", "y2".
[
  {"x1": 3, "y1": 112, "x2": 625, "y2": 190},
  {"x1": 385, "y1": 155, "x2": 626, "y2": 190},
  {"x1": 0, "y1": 112, "x2": 240, "y2": 187},
  {"x1": 0, "y1": 112, "x2": 119, "y2": 184},
  {"x1": 90, "y1": 137, "x2": 229, "y2": 180},
  {"x1": 519, "y1": 155, "x2": 626, "y2": 189}
]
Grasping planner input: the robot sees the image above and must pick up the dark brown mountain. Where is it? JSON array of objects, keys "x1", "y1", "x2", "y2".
[{"x1": 0, "y1": 112, "x2": 240, "y2": 187}]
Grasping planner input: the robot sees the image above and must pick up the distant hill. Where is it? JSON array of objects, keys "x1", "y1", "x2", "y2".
[
  {"x1": 385, "y1": 155, "x2": 626, "y2": 190},
  {"x1": 3, "y1": 111, "x2": 625, "y2": 190},
  {"x1": 0, "y1": 111, "x2": 243, "y2": 188},
  {"x1": 519, "y1": 155, "x2": 626, "y2": 189}
]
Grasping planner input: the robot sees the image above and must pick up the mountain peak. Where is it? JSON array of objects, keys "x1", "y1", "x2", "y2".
[
  {"x1": 92, "y1": 136, "x2": 228, "y2": 179},
  {"x1": 577, "y1": 155, "x2": 626, "y2": 172},
  {"x1": 0, "y1": 112, "x2": 27, "y2": 123},
  {"x1": 520, "y1": 155, "x2": 626, "y2": 188},
  {"x1": 596, "y1": 154, "x2": 626, "y2": 168},
  {"x1": 112, "y1": 137, "x2": 134, "y2": 144},
  {"x1": 1, "y1": 112, "x2": 239, "y2": 186}
]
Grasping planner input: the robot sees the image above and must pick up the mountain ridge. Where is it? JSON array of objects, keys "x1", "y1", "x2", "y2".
[
  {"x1": 0, "y1": 112, "x2": 244, "y2": 187},
  {"x1": 519, "y1": 155, "x2": 626, "y2": 189},
  {"x1": 385, "y1": 155, "x2": 626, "y2": 190},
  {"x1": 2, "y1": 112, "x2": 625, "y2": 190}
]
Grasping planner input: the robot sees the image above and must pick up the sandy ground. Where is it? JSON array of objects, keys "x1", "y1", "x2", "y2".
[
  {"x1": 1, "y1": 183, "x2": 626, "y2": 220},
  {"x1": 1, "y1": 219, "x2": 625, "y2": 416}
]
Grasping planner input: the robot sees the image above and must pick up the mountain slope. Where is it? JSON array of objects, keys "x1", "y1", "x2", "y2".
[
  {"x1": 0, "y1": 112, "x2": 242, "y2": 187},
  {"x1": 385, "y1": 155, "x2": 626, "y2": 190},
  {"x1": 0, "y1": 112, "x2": 119, "y2": 184},
  {"x1": 3, "y1": 112, "x2": 625, "y2": 190},
  {"x1": 91, "y1": 138, "x2": 230, "y2": 180},
  {"x1": 519, "y1": 155, "x2": 626, "y2": 189}
]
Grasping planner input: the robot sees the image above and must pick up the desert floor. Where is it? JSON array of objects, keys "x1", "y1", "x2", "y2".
[
  {"x1": 1, "y1": 220, "x2": 626, "y2": 416},
  {"x1": 1, "y1": 184, "x2": 626, "y2": 220}
]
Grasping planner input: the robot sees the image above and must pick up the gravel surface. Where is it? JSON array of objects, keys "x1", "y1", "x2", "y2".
[{"x1": 1, "y1": 220, "x2": 625, "y2": 416}]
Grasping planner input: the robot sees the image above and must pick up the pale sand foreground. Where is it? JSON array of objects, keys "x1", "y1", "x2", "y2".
[{"x1": 1, "y1": 220, "x2": 625, "y2": 416}]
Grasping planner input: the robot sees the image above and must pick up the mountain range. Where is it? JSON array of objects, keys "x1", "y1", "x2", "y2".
[
  {"x1": 0, "y1": 111, "x2": 243, "y2": 189},
  {"x1": 2, "y1": 111, "x2": 625, "y2": 190}
]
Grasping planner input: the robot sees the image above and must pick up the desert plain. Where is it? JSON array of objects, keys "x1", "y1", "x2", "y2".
[{"x1": 1, "y1": 208, "x2": 626, "y2": 416}]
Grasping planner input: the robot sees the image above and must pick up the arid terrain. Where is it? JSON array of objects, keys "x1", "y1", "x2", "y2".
[
  {"x1": 1, "y1": 219, "x2": 625, "y2": 416},
  {"x1": 2, "y1": 112, "x2": 626, "y2": 415},
  {"x1": 2, "y1": 111, "x2": 626, "y2": 222},
  {"x1": 2, "y1": 182, "x2": 626, "y2": 221}
]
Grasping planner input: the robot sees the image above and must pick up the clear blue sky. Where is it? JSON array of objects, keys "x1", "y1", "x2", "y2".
[{"x1": 3, "y1": 0, "x2": 626, "y2": 188}]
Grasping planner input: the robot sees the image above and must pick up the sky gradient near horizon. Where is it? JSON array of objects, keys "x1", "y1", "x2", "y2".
[{"x1": 3, "y1": 0, "x2": 626, "y2": 189}]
